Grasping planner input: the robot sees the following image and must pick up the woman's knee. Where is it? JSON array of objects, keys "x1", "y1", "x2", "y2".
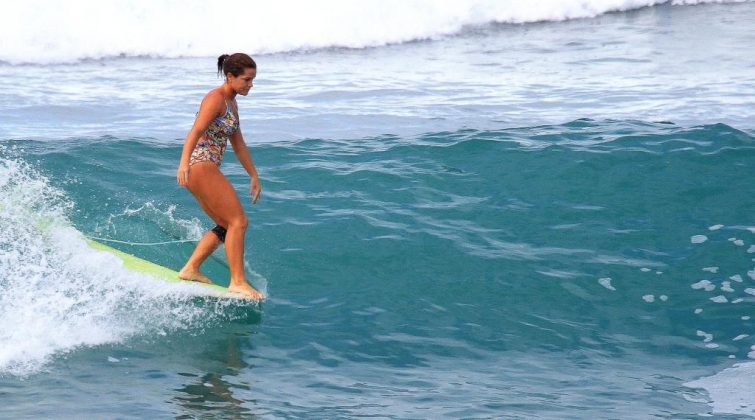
[{"x1": 228, "y1": 214, "x2": 248, "y2": 230}]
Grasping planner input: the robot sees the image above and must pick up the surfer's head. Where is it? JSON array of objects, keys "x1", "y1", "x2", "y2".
[{"x1": 218, "y1": 53, "x2": 256, "y2": 96}]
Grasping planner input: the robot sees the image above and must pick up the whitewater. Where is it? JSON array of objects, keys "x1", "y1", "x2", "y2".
[{"x1": 0, "y1": 0, "x2": 750, "y2": 64}]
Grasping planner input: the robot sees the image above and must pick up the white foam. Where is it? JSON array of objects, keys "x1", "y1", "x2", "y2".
[
  {"x1": 642, "y1": 294, "x2": 655, "y2": 303},
  {"x1": 598, "y1": 277, "x2": 616, "y2": 291},
  {"x1": 705, "y1": 343, "x2": 720, "y2": 349},
  {"x1": 0, "y1": 156, "x2": 250, "y2": 377},
  {"x1": 691, "y1": 235, "x2": 708, "y2": 244},
  {"x1": 730, "y1": 274, "x2": 743, "y2": 283},
  {"x1": 710, "y1": 295, "x2": 728, "y2": 303},
  {"x1": 691, "y1": 279, "x2": 716, "y2": 292},
  {"x1": 709, "y1": 224, "x2": 725, "y2": 231},
  {"x1": 695, "y1": 308, "x2": 703, "y2": 314},
  {"x1": 685, "y1": 362, "x2": 755, "y2": 416},
  {"x1": 703, "y1": 267, "x2": 719, "y2": 273},
  {"x1": 0, "y1": 0, "x2": 748, "y2": 64},
  {"x1": 721, "y1": 281, "x2": 734, "y2": 293},
  {"x1": 697, "y1": 330, "x2": 714, "y2": 343},
  {"x1": 733, "y1": 334, "x2": 749, "y2": 341}
]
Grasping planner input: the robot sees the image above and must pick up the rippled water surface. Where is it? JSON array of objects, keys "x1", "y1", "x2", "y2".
[{"x1": 1, "y1": 2, "x2": 754, "y2": 418}]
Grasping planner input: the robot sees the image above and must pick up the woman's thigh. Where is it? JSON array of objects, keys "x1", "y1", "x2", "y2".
[{"x1": 186, "y1": 162, "x2": 245, "y2": 227}]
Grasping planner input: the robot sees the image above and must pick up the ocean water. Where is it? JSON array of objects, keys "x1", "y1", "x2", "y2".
[{"x1": 1, "y1": 1, "x2": 755, "y2": 418}]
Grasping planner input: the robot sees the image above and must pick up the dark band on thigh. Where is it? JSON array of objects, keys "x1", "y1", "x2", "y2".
[{"x1": 211, "y1": 225, "x2": 227, "y2": 242}]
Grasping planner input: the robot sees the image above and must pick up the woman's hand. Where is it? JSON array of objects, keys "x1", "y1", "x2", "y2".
[
  {"x1": 177, "y1": 162, "x2": 190, "y2": 186},
  {"x1": 250, "y1": 174, "x2": 262, "y2": 204}
]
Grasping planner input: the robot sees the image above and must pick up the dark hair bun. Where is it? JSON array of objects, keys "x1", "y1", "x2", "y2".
[
  {"x1": 217, "y1": 53, "x2": 256, "y2": 77},
  {"x1": 217, "y1": 54, "x2": 230, "y2": 76}
]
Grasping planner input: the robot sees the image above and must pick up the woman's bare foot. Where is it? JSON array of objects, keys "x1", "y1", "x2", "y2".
[
  {"x1": 228, "y1": 281, "x2": 265, "y2": 300},
  {"x1": 178, "y1": 268, "x2": 214, "y2": 285}
]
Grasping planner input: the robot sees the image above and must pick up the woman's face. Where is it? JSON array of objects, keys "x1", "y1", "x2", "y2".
[{"x1": 228, "y1": 67, "x2": 256, "y2": 96}]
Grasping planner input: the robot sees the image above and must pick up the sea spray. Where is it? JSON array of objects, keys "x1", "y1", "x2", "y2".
[{"x1": 0, "y1": 154, "x2": 251, "y2": 377}]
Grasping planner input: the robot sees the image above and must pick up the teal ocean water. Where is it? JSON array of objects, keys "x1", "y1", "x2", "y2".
[{"x1": 2, "y1": 2, "x2": 755, "y2": 418}]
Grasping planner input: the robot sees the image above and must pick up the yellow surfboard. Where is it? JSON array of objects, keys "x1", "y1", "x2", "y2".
[{"x1": 87, "y1": 239, "x2": 249, "y2": 300}]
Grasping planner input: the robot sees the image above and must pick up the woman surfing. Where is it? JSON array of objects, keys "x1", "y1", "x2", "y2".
[{"x1": 176, "y1": 53, "x2": 264, "y2": 300}]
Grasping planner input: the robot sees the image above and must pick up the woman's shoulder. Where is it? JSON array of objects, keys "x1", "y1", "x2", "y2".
[{"x1": 199, "y1": 89, "x2": 226, "y2": 115}]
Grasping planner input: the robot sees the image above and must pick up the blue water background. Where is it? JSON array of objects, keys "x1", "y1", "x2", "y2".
[{"x1": 1, "y1": 3, "x2": 754, "y2": 418}]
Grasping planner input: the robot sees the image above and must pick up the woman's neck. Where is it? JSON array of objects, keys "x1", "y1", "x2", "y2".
[{"x1": 221, "y1": 83, "x2": 237, "y2": 100}]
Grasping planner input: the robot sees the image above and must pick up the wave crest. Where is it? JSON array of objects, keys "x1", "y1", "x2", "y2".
[
  {"x1": 1, "y1": 0, "x2": 748, "y2": 64},
  {"x1": 0, "y1": 152, "x2": 252, "y2": 377}
]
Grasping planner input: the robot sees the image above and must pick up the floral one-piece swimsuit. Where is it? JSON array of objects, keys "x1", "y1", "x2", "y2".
[{"x1": 189, "y1": 101, "x2": 239, "y2": 167}]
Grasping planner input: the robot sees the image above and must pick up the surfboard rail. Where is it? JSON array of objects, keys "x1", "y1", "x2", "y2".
[{"x1": 86, "y1": 239, "x2": 242, "y2": 297}]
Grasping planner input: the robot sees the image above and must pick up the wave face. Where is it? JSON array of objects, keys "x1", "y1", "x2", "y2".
[
  {"x1": 1, "y1": 121, "x2": 753, "y2": 395},
  {"x1": 0, "y1": 152, "x2": 259, "y2": 377},
  {"x1": 0, "y1": 0, "x2": 749, "y2": 64}
]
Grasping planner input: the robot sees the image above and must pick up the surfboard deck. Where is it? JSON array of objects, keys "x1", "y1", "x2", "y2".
[{"x1": 86, "y1": 239, "x2": 250, "y2": 300}]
